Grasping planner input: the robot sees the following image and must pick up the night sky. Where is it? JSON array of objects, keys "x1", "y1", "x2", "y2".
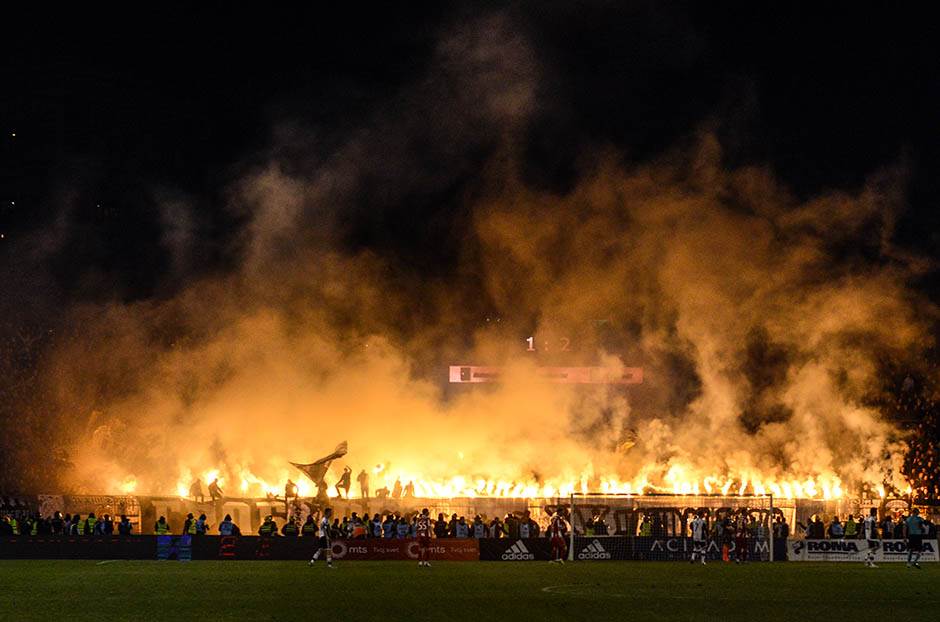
[
  {"x1": 3, "y1": 4, "x2": 940, "y2": 494},
  {"x1": 3, "y1": 4, "x2": 937, "y2": 314}
]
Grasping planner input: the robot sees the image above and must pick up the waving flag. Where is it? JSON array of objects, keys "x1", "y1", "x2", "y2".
[{"x1": 290, "y1": 441, "x2": 348, "y2": 483}]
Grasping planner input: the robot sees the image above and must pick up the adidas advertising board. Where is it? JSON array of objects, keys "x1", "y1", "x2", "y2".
[
  {"x1": 788, "y1": 539, "x2": 939, "y2": 562},
  {"x1": 572, "y1": 537, "x2": 629, "y2": 561},
  {"x1": 502, "y1": 540, "x2": 535, "y2": 560},
  {"x1": 478, "y1": 536, "x2": 770, "y2": 562},
  {"x1": 577, "y1": 539, "x2": 613, "y2": 560},
  {"x1": 479, "y1": 538, "x2": 552, "y2": 561}
]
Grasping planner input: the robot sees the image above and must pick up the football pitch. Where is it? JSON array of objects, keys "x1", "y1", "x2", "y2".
[{"x1": 2, "y1": 560, "x2": 938, "y2": 621}]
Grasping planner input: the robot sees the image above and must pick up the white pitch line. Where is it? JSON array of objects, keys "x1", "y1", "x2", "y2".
[
  {"x1": 541, "y1": 584, "x2": 622, "y2": 596},
  {"x1": 95, "y1": 559, "x2": 123, "y2": 565},
  {"x1": 542, "y1": 584, "x2": 589, "y2": 593}
]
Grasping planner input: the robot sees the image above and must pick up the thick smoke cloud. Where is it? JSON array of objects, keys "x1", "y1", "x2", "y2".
[{"x1": 35, "y1": 14, "x2": 933, "y2": 498}]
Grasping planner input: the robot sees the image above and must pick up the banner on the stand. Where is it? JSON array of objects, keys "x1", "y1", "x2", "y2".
[{"x1": 788, "y1": 539, "x2": 938, "y2": 562}]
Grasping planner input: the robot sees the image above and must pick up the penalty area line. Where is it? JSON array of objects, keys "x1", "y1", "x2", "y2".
[{"x1": 541, "y1": 584, "x2": 627, "y2": 598}]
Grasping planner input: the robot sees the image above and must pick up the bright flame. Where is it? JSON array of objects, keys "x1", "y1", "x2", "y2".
[{"x1": 153, "y1": 458, "x2": 857, "y2": 500}]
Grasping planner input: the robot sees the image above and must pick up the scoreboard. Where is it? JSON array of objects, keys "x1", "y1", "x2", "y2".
[
  {"x1": 448, "y1": 365, "x2": 643, "y2": 385},
  {"x1": 447, "y1": 316, "x2": 643, "y2": 386}
]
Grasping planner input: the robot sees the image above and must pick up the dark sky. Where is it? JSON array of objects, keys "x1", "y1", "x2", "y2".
[
  {"x1": 2, "y1": 3, "x2": 939, "y2": 495},
  {"x1": 2, "y1": 3, "x2": 938, "y2": 312}
]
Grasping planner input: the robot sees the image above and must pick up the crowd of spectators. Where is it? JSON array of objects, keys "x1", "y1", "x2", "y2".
[
  {"x1": 0, "y1": 508, "x2": 550, "y2": 539},
  {"x1": 267, "y1": 510, "x2": 545, "y2": 539},
  {"x1": 899, "y1": 384, "x2": 940, "y2": 501},
  {"x1": 0, "y1": 496, "x2": 30, "y2": 525},
  {"x1": 797, "y1": 512, "x2": 937, "y2": 539},
  {"x1": 882, "y1": 362, "x2": 940, "y2": 501},
  {"x1": 4, "y1": 506, "x2": 939, "y2": 543}
]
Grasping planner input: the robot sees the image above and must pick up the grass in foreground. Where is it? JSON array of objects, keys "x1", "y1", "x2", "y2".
[{"x1": 2, "y1": 560, "x2": 938, "y2": 621}]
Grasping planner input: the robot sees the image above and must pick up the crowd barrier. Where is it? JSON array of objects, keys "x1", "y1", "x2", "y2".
[
  {"x1": 573, "y1": 537, "x2": 772, "y2": 562},
  {"x1": 0, "y1": 536, "x2": 477, "y2": 561},
  {"x1": 3, "y1": 536, "x2": 933, "y2": 562},
  {"x1": 0, "y1": 535, "x2": 766, "y2": 561}
]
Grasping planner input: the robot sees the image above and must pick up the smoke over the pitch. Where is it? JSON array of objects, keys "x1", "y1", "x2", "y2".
[{"x1": 39, "y1": 14, "x2": 933, "y2": 499}]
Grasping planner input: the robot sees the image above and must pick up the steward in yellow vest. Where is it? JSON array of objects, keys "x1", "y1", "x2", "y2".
[
  {"x1": 258, "y1": 516, "x2": 277, "y2": 537},
  {"x1": 844, "y1": 515, "x2": 858, "y2": 538},
  {"x1": 281, "y1": 520, "x2": 299, "y2": 537},
  {"x1": 154, "y1": 516, "x2": 170, "y2": 535},
  {"x1": 302, "y1": 516, "x2": 317, "y2": 536}
]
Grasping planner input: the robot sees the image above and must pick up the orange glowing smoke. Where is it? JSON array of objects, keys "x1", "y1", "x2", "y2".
[{"x1": 45, "y1": 21, "x2": 927, "y2": 503}]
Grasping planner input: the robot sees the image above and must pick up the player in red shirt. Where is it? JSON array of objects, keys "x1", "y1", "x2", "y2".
[
  {"x1": 547, "y1": 511, "x2": 568, "y2": 564},
  {"x1": 416, "y1": 508, "x2": 432, "y2": 567}
]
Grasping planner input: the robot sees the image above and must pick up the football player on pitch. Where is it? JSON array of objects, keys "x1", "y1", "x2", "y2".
[
  {"x1": 905, "y1": 507, "x2": 926, "y2": 569},
  {"x1": 690, "y1": 511, "x2": 708, "y2": 565},
  {"x1": 733, "y1": 512, "x2": 749, "y2": 564},
  {"x1": 417, "y1": 508, "x2": 432, "y2": 567},
  {"x1": 861, "y1": 508, "x2": 880, "y2": 568},
  {"x1": 309, "y1": 507, "x2": 334, "y2": 568},
  {"x1": 548, "y1": 510, "x2": 568, "y2": 564}
]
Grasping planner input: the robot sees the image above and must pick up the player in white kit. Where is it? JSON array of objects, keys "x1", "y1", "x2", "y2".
[
  {"x1": 309, "y1": 507, "x2": 334, "y2": 568},
  {"x1": 862, "y1": 508, "x2": 880, "y2": 568},
  {"x1": 690, "y1": 511, "x2": 708, "y2": 565}
]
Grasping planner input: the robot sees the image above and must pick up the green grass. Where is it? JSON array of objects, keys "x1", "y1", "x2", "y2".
[{"x1": 2, "y1": 560, "x2": 938, "y2": 621}]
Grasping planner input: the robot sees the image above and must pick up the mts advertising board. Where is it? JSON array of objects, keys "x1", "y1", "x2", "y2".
[{"x1": 330, "y1": 538, "x2": 479, "y2": 561}]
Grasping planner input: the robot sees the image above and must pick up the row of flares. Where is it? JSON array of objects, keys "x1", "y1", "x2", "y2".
[{"x1": 107, "y1": 462, "x2": 907, "y2": 501}]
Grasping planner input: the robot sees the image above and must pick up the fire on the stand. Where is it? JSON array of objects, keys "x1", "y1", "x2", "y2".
[{"x1": 104, "y1": 465, "x2": 910, "y2": 501}]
